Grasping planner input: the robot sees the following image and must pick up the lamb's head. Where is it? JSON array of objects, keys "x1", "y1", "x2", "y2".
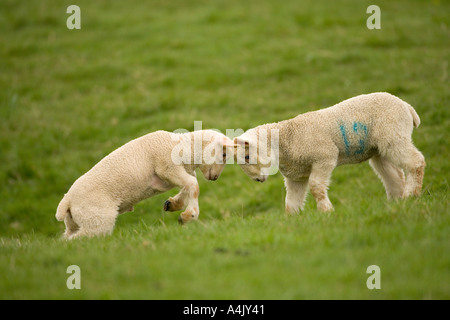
[
  {"x1": 233, "y1": 129, "x2": 278, "y2": 183},
  {"x1": 198, "y1": 131, "x2": 235, "y2": 181}
]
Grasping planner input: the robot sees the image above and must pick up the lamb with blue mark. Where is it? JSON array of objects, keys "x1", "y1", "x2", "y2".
[{"x1": 233, "y1": 92, "x2": 426, "y2": 213}]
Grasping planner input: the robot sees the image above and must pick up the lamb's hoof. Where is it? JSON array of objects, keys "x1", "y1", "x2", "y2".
[
  {"x1": 317, "y1": 200, "x2": 334, "y2": 212},
  {"x1": 178, "y1": 212, "x2": 194, "y2": 225},
  {"x1": 163, "y1": 200, "x2": 172, "y2": 211}
]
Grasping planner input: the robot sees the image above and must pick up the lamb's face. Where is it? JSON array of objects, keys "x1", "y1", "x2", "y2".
[
  {"x1": 234, "y1": 136, "x2": 272, "y2": 183},
  {"x1": 199, "y1": 135, "x2": 235, "y2": 181}
]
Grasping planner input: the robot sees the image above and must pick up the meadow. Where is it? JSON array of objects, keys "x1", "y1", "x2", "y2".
[{"x1": 0, "y1": 0, "x2": 448, "y2": 299}]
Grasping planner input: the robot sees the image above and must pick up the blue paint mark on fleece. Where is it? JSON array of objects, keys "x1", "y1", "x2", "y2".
[
  {"x1": 353, "y1": 122, "x2": 368, "y2": 134},
  {"x1": 339, "y1": 121, "x2": 369, "y2": 156},
  {"x1": 339, "y1": 124, "x2": 350, "y2": 156},
  {"x1": 353, "y1": 122, "x2": 368, "y2": 155}
]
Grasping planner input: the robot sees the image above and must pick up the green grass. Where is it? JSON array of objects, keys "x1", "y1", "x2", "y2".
[{"x1": 0, "y1": 0, "x2": 449, "y2": 299}]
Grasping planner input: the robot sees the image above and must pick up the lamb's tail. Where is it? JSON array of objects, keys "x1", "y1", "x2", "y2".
[
  {"x1": 407, "y1": 103, "x2": 421, "y2": 128},
  {"x1": 56, "y1": 194, "x2": 70, "y2": 221}
]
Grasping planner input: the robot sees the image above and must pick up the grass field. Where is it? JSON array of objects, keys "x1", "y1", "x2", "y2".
[{"x1": 0, "y1": 0, "x2": 449, "y2": 299}]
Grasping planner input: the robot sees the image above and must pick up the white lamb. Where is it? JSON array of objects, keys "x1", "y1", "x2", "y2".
[
  {"x1": 56, "y1": 130, "x2": 234, "y2": 239},
  {"x1": 233, "y1": 92, "x2": 426, "y2": 213}
]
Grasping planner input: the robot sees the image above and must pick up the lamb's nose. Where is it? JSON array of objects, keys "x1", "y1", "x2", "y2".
[{"x1": 212, "y1": 175, "x2": 218, "y2": 180}]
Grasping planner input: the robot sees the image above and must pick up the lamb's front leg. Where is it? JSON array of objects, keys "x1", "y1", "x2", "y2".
[
  {"x1": 163, "y1": 171, "x2": 197, "y2": 213},
  {"x1": 309, "y1": 161, "x2": 336, "y2": 212},
  {"x1": 159, "y1": 168, "x2": 200, "y2": 224},
  {"x1": 284, "y1": 177, "x2": 309, "y2": 214},
  {"x1": 163, "y1": 191, "x2": 187, "y2": 212},
  {"x1": 177, "y1": 182, "x2": 200, "y2": 224}
]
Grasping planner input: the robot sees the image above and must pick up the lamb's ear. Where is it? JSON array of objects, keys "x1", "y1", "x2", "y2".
[
  {"x1": 233, "y1": 137, "x2": 249, "y2": 147},
  {"x1": 222, "y1": 137, "x2": 236, "y2": 147},
  {"x1": 221, "y1": 138, "x2": 236, "y2": 155}
]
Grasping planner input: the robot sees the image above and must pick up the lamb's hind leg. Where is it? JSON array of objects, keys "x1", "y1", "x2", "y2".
[
  {"x1": 403, "y1": 147, "x2": 426, "y2": 197},
  {"x1": 63, "y1": 212, "x2": 79, "y2": 239},
  {"x1": 382, "y1": 143, "x2": 425, "y2": 197},
  {"x1": 369, "y1": 155, "x2": 405, "y2": 200},
  {"x1": 68, "y1": 206, "x2": 118, "y2": 239}
]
